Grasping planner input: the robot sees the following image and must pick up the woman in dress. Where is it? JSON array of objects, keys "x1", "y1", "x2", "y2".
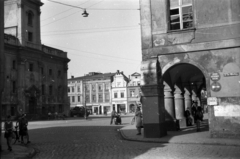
[{"x1": 135, "y1": 107, "x2": 143, "y2": 135}]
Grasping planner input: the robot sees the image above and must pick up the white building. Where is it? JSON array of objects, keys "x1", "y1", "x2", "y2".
[{"x1": 111, "y1": 70, "x2": 129, "y2": 113}]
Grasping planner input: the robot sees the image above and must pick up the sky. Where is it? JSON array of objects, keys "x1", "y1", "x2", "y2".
[{"x1": 40, "y1": 0, "x2": 142, "y2": 79}]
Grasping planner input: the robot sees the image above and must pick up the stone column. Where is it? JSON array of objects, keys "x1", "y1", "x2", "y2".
[
  {"x1": 184, "y1": 88, "x2": 192, "y2": 110},
  {"x1": 164, "y1": 82, "x2": 179, "y2": 130},
  {"x1": 174, "y1": 85, "x2": 186, "y2": 128},
  {"x1": 141, "y1": 59, "x2": 167, "y2": 138}
]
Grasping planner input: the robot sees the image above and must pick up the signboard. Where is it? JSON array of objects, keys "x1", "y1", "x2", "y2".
[
  {"x1": 210, "y1": 72, "x2": 220, "y2": 81},
  {"x1": 207, "y1": 97, "x2": 218, "y2": 105},
  {"x1": 214, "y1": 105, "x2": 240, "y2": 117},
  {"x1": 223, "y1": 72, "x2": 239, "y2": 77},
  {"x1": 211, "y1": 82, "x2": 221, "y2": 92}
]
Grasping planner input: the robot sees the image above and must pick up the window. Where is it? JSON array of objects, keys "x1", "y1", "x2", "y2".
[
  {"x1": 92, "y1": 84, "x2": 96, "y2": 92},
  {"x1": 130, "y1": 90, "x2": 135, "y2": 97},
  {"x1": 77, "y1": 86, "x2": 80, "y2": 92},
  {"x1": 58, "y1": 70, "x2": 61, "y2": 77},
  {"x1": 27, "y1": 11, "x2": 33, "y2": 26},
  {"x1": 49, "y1": 69, "x2": 52, "y2": 76},
  {"x1": 12, "y1": 81, "x2": 16, "y2": 93},
  {"x1": 92, "y1": 95, "x2": 96, "y2": 102},
  {"x1": 68, "y1": 87, "x2": 70, "y2": 93},
  {"x1": 117, "y1": 82, "x2": 121, "y2": 87},
  {"x1": 98, "y1": 84, "x2": 103, "y2": 92},
  {"x1": 85, "y1": 85, "x2": 90, "y2": 92},
  {"x1": 41, "y1": 67, "x2": 44, "y2": 75},
  {"x1": 29, "y1": 63, "x2": 33, "y2": 72},
  {"x1": 86, "y1": 94, "x2": 90, "y2": 103},
  {"x1": 114, "y1": 92, "x2": 118, "y2": 98},
  {"x1": 42, "y1": 85, "x2": 45, "y2": 95},
  {"x1": 78, "y1": 96, "x2": 80, "y2": 102},
  {"x1": 105, "y1": 83, "x2": 109, "y2": 91},
  {"x1": 98, "y1": 94, "x2": 103, "y2": 102},
  {"x1": 169, "y1": 0, "x2": 193, "y2": 30},
  {"x1": 105, "y1": 93, "x2": 110, "y2": 102},
  {"x1": 72, "y1": 96, "x2": 75, "y2": 103},
  {"x1": 121, "y1": 92, "x2": 124, "y2": 98},
  {"x1": 68, "y1": 97, "x2": 70, "y2": 103},
  {"x1": 72, "y1": 86, "x2": 74, "y2": 93},
  {"x1": 28, "y1": 32, "x2": 33, "y2": 42},
  {"x1": 49, "y1": 85, "x2": 52, "y2": 95},
  {"x1": 12, "y1": 60, "x2": 16, "y2": 70}
]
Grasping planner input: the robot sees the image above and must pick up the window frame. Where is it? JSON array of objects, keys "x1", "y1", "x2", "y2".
[{"x1": 169, "y1": 0, "x2": 193, "y2": 31}]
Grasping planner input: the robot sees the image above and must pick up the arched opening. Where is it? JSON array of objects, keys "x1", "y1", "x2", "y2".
[{"x1": 163, "y1": 63, "x2": 207, "y2": 130}]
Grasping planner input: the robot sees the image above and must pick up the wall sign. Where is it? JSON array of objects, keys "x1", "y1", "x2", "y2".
[
  {"x1": 223, "y1": 72, "x2": 239, "y2": 77},
  {"x1": 210, "y1": 72, "x2": 221, "y2": 81},
  {"x1": 211, "y1": 82, "x2": 221, "y2": 92},
  {"x1": 207, "y1": 97, "x2": 218, "y2": 105}
]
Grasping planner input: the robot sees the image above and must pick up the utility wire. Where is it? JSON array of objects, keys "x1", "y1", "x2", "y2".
[
  {"x1": 86, "y1": 0, "x2": 104, "y2": 8},
  {"x1": 41, "y1": 25, "x2": 139, "y2": 33},
  {"x1": 41, "y1": 27, "x2": 139, "y2": 36},
  {"x1": 47, "y1": 0, "x2": 85, "y2": 10},
  {"x1": 45, "y1": 43, "x2": 140, "y2": 62}
]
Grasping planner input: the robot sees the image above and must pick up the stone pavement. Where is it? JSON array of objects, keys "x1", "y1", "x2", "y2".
[{"x1": 1, "y1": 117, "x2": 240, "y2": 159}]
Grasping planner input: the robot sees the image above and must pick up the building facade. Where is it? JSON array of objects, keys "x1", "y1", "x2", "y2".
[
  {"x1": 68, "y1": 72, "x2": 114, "y2": 115},
  {"x1": 111, "y1": 70, "x2": 129, "y2": 113},
  {"x1": 139, "y1": 0, "x2": 240, "y2": 138},
  {"x1": 2, "y1": 0, "x2": 70, "y2": 119},
  {"x1": 127, "y1": 72, "x2": 141, "y2": 113}
]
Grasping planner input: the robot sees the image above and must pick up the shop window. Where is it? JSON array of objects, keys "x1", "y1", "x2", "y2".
[{"x1": 169, "y1": 0, "x2": 193, "y2": 30}]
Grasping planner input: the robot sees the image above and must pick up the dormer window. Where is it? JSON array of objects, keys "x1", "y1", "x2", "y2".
[{"x1": 27, "y1": 11, "x2": 34, "y2": 26}]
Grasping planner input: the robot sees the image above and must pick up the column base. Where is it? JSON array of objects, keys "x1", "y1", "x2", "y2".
[
  {"x1": 178, "y1": 118, "x2": 187, "y2": 129},
  {"x1": 165, "y1": 119, "x2": 180, "y2": 131},
  {"x1": 144, "y1": 123, "x2": 167, "y2": 138}
]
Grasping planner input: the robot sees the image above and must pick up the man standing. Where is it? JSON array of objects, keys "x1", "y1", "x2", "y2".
[{"x1": 19, "y1": 114, "x2": 30, "y2": 144}]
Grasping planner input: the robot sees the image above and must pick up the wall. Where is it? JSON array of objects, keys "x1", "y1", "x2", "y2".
[{"x1": 139, "y1": 0, "x2": 240, "y2": 138}]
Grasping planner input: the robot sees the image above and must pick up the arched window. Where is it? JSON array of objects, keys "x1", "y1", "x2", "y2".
[{"x1": 27, "y1": 11, "x2": 34, "y2": 26}]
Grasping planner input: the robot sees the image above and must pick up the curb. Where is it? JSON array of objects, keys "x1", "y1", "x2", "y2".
[{"x1": 119, "y1": 129, "x2": 240, "y2": 147}]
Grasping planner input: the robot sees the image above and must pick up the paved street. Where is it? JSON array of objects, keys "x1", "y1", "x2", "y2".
[{"x1": 16, "y1": 116, "x2": 240, "y2": 159}]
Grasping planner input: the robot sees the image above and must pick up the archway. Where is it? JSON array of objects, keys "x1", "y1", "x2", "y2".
[{"x1": 162, "y1": 63, "x2": 207, "y2": 130}]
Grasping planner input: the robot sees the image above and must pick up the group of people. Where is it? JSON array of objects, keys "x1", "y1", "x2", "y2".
[
  {"x1": 110, "y1": 109, "x2": 122, "y2": 125},
  {"x1": 185, "y1": 101, "x2": 204, "y2": 131},
  {"x1": 4, "y1": 114, "x2": 31, "y2": 151}
]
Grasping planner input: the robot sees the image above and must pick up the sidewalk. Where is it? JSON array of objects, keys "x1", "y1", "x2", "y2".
[
  {"x1": 1, "y1": 142, "x2": 35, "y2": 159},
  {"x1": 119, "y1": 120, "x2": 240, "y2": 147}
]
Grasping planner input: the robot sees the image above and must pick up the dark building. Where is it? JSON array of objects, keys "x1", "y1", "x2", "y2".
[
  {"x1": 2, "y1": 0, "x2": 70, "y2": 119},
  {"x1": 139, "y1": 0, "x2": 240, "y2": 138}
]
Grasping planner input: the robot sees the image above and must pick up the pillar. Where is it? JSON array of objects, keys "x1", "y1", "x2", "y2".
[
  {"x1": 141, "y1": 59, "x2": 167, "y2": 138},
  {"x1": 174, "y1": 85, "x2": 186, "y2": 128},
  {"x1": 164, "y1": 82, "x2": 179, "y2": 130},
  {"x1": 184, "y1": 88, "x2": 192, "y2": 110}
]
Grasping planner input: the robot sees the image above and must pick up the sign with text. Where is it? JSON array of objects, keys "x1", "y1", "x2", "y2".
[
  {"x1": 210, "y1": 72, "x2": 221, "y2": 81},
  {"x1": 207, "y1": 97, "x2": 218, "y2": 105}
]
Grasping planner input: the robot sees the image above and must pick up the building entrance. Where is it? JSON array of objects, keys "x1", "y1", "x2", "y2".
[{"x1": 163, "y1": 63, "x2": 207, "y2": 129}]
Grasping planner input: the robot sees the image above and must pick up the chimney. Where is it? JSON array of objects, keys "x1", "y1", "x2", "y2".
[{"x1": 71, "y1": 76, "x2": 74, "y2": 79}]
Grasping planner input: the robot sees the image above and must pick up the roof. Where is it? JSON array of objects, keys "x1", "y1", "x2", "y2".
[
  {"x1": 131, "y1": 72, "x2": 141, "y2": 76},
  {"x1": 68, "y1": 72, "x2": 115, "y2": 81}
]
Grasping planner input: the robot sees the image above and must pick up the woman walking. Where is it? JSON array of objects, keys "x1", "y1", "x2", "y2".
[
  {"x1": 134, "y1": 107, "x2": 143, "y2": 135},
  {"x1": 4, "y1": 115, "x2": 14, "y2": 151}
]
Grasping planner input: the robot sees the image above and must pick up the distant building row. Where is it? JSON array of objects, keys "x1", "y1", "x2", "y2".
[{"x1": 68, "y1": 70, "x2": 141, "y2": 115}]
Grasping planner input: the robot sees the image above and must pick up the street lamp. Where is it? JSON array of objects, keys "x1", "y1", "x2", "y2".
[{"x1": 82, "y1": 9, "x2": 89, "y2": 17}]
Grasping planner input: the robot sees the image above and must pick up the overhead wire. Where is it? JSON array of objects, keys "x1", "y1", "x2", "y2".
[
  {"x1": 44, "y1": 43, "x2": 140, "y2": 63},
  {"x1": 41, "y1": 27, "x2": 140, "y2": 36}
]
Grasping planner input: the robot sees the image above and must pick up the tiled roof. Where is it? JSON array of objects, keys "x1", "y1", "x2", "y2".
[{"x1": 68, "y1": 73, "x2": 115, "y2": 81}]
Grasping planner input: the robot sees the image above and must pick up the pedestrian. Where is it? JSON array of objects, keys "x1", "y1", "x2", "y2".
[
  {"x1": 132, "y1": 107, "x2": 143, "y2": 135},
  {"x1": 4, "y1": 115, "x2": 14, "y2": 151},
  {"x1": 110, "y1": 109, "x2": 116, "y2": 125},
  {"x1": 195, "y1": 106, "x2": 203, "y2": 132},
  {"x1": 55, "y1": 111, "x2": 58, "y2": 120},
  {"x1": 185, "y1": 107, "x2": 193, "y2": 126},
  {"x1": 48, "y1": 112, "x2": 51, "y2": 120},
  {"x1": 19, "y1": 114, "x2": 31, "y2": 143},
  {"x1": 191, "y1": 101, "x2": 197, "y2": 123}
]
